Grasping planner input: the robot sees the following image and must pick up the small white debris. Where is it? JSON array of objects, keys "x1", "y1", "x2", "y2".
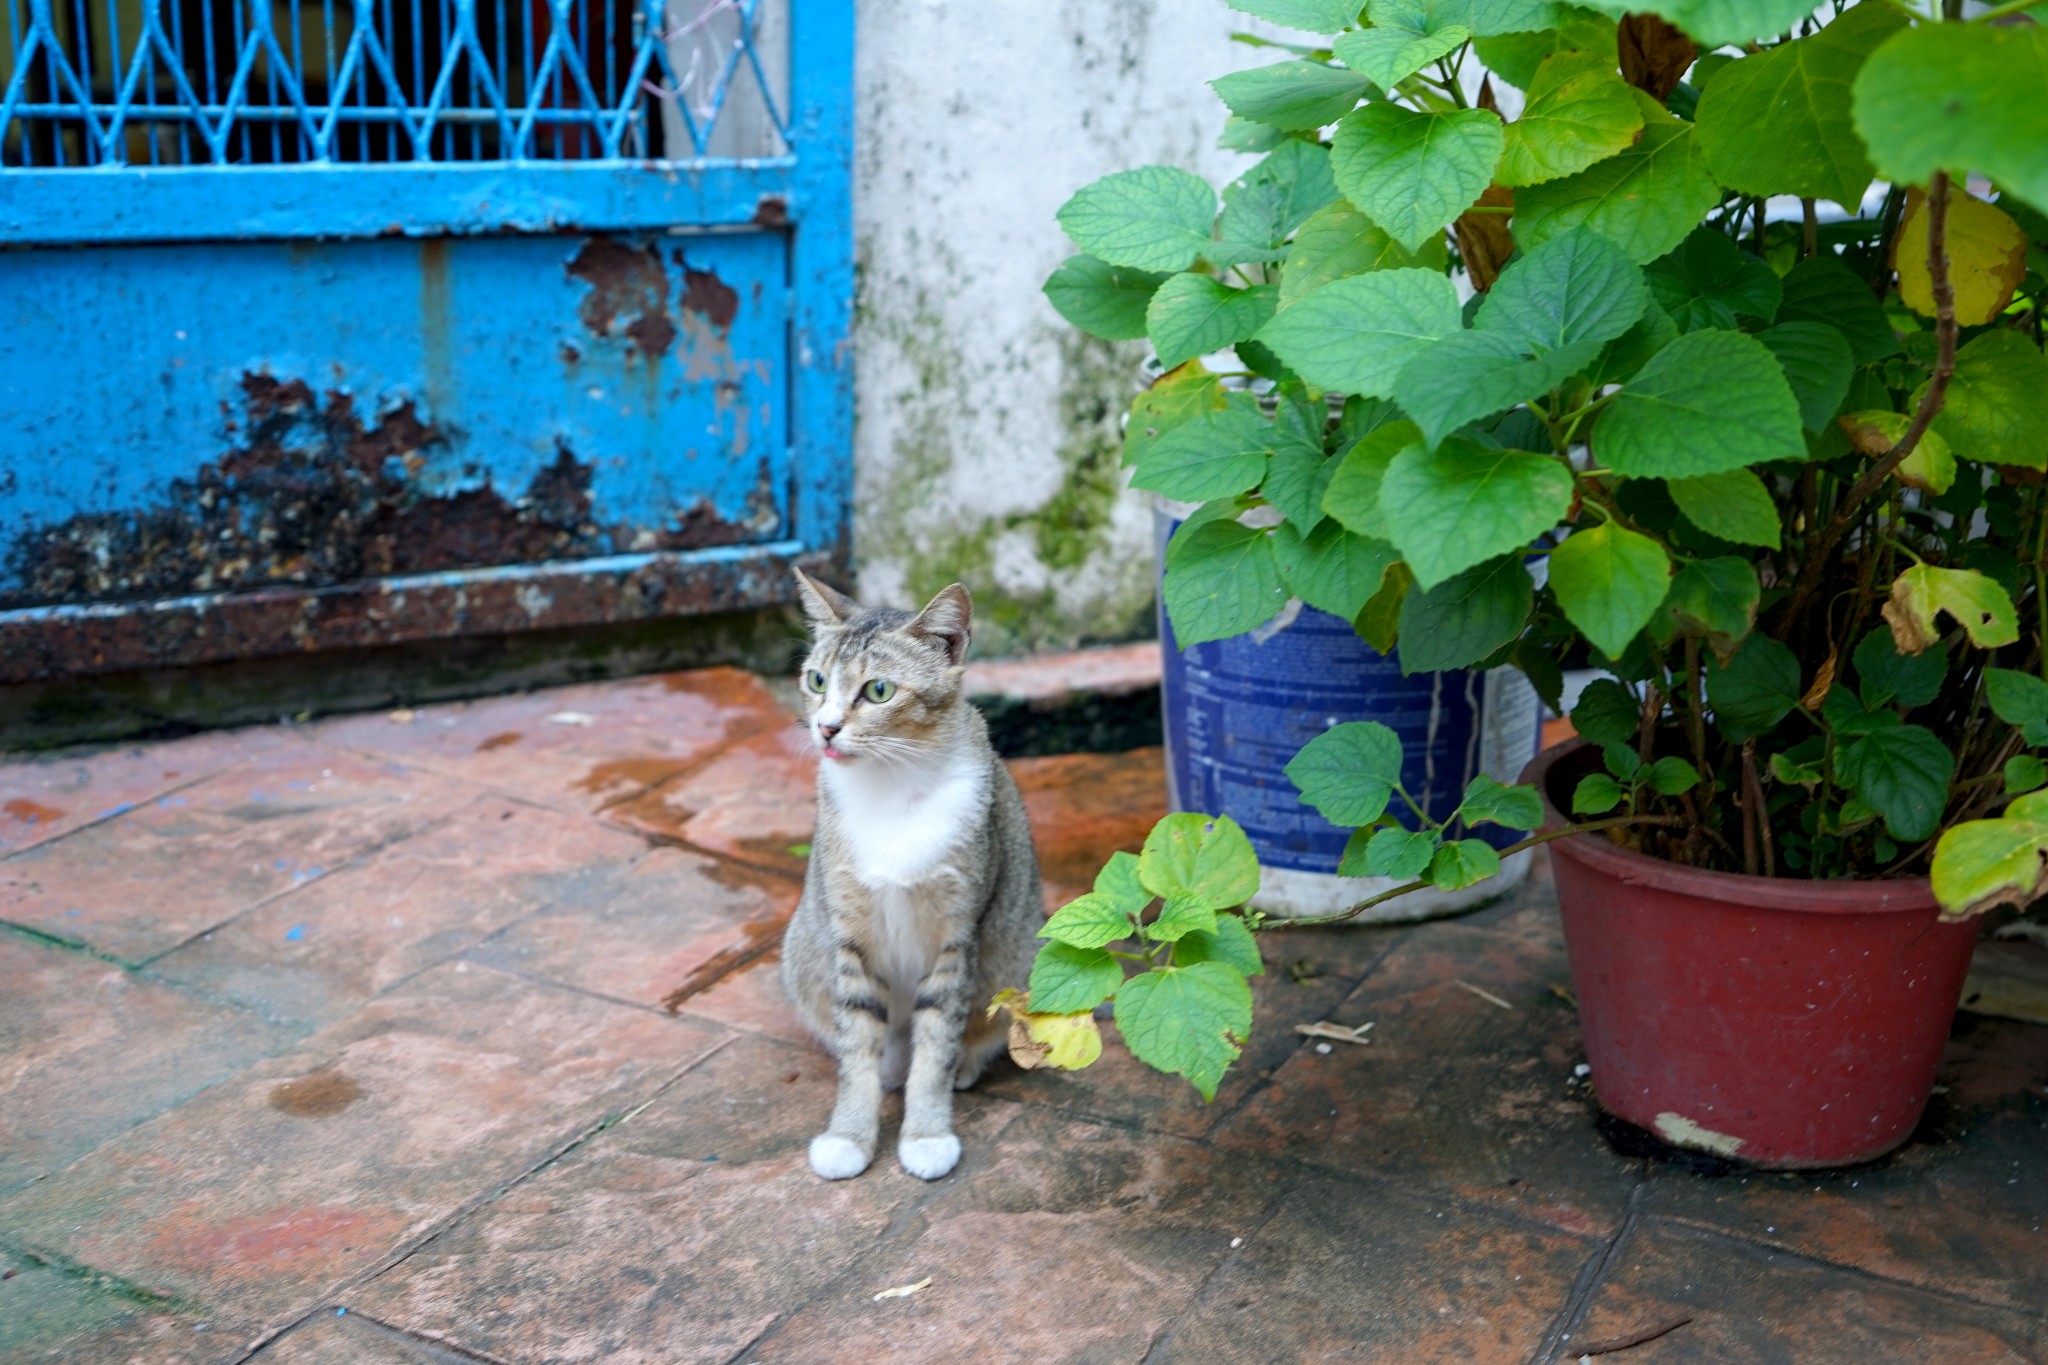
[
  {"x1": 1315, "y1": 1042, "x2": 1333, "y2": 1055},
  {"x1": 1574, "y1": 1063, "x2": 1592, "y2": 1078},
  {"x1": 387, "y1": 709, "x2": 417, "y2": 724},
  {"x1": 548, "y1": 711, "x2": 596, "y2": 727},
  {"x1": 1230, "y1": 1237, "x2": 1243, "y2": 1248},
  {"x1": 1295, "y1": 1020, "x2": 1374, "y2": 1045},
  {"x1": 873, "y1": 1277, "x2": 932, "y2": 1301}
]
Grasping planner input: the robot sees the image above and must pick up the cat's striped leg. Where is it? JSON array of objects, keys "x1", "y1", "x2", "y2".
[
  {"x1": 898, "y1": 934, "x2": 975, "y2": 1180},
  {"x1": 811, "y1": 937, "x2": 887, "y2": 1180}
]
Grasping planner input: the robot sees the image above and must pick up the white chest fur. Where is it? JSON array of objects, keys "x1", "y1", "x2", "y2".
[{"x1": 820, "y1": 748, "x2": 988, "y2": 892}]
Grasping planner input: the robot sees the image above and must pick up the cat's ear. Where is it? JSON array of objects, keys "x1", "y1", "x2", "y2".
[
  {"x1": 793, "y1": 567, "x2": 856, "y2": 630},
  {"x1": 908, "y1": 583, "x2": 973, "y2": 666}
]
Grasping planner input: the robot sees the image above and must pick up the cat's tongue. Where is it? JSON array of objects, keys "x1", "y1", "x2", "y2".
[{"x1": 822, "y1": 744, "x2": 846, "y2": 760}]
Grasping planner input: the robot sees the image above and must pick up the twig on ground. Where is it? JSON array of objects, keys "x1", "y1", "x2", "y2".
[
  {"x1": 1575, "y1": 1312, "x2": 1694, "y2": 1355},
  {"x1": 1455, "y1": 979, "x2": 1514, "y2": 1010}
]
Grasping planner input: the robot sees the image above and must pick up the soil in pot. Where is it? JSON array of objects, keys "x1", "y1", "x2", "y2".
[{"x1": 1527, "y1": 740, "x2": 1979, "y2": 1170}]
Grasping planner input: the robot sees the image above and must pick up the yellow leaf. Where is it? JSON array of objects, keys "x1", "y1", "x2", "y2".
[
  {"x1": 1837, "y1": 410, "x2": 1957, "y2": 494},
  {"x1": 1894, "y1": 190, "x2": 2027, "y2": 327},
  {"x1": 988, "y1": 989, "x2": 1103, "y2": 1072},
  {"x1": 1881, "y1": 564, "x2": 2020, "y2": 655}
]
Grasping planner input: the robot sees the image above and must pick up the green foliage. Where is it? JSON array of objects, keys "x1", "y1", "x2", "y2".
[
  {"x1": 1852, "y1": 23, "x2": 2048, "y2": 219},
  {"x1": 1042, "y1": 256, "x2": 1167, "y2": 341},
  {"x1": 1694, "y1": 2, "x2": 1904, "y2": 207},
  {"x1": 1056, "y1": 167, "x2": 1218, "y2": 272},
  {"x1": 1039, "y1": 0, "x2": 2048, "y2": 1092},
  {"x1": 1595, "y1": 330, "x2": 1804, "y2": 477},
  {"x1": 1497, "y1": 49, "x2": 1642, "y2": 188},
  {"x1": 1331, "y1": 103, "x2": 1505, "y2": 252}
]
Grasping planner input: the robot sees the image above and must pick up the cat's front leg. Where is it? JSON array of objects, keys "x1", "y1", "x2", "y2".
[
  {"x1": 898, "y1": 935, "x2": 976, "y2": 1180},
  {"x1": 811, "y1": 938, "x2": 888, "y2": 1180}
]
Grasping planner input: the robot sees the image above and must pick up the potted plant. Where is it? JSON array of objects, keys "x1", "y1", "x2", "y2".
[{"x1": 1021, "y1": 0, "x2": 2048, "y2": 1168}]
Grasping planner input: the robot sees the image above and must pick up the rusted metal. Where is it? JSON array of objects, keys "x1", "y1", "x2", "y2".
[
  {"x1": 2, "y1": 373, "x2": 770, "y2": 613},
  {"x1": 0, "y1": 542, "x2": 836, "y2": 684}
]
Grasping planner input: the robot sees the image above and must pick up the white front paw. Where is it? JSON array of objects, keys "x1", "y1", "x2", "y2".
[
  {"x1": 809, "y1": 1134, "x2": 872, "y2": 1180},
  {"x1": 897, "y1": 1133, "x2": 961, "y2": 1181}
]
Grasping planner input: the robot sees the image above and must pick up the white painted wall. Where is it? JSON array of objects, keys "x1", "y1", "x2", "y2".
[{"x1": 849, "y1": 0, "x2": 1281, "y2": 655}]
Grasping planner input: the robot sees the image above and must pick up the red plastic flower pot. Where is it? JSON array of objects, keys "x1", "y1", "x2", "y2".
[{"x1": 1525, "y1": 741, "x2": 1979, "y2": 1169}]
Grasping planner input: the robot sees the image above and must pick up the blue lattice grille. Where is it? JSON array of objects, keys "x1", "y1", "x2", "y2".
[{"x1": 0, "y1": 0, "x2": 787, "y2": 167}]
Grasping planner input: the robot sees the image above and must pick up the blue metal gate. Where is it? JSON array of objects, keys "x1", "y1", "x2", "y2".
[{"x1": 0, "y1": 0, "x2": 851, "y2": 681}]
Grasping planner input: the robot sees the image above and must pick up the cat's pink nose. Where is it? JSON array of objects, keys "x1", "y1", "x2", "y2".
[{"x1": 818, "y1": 721, "x2": 842, "y2": 741}]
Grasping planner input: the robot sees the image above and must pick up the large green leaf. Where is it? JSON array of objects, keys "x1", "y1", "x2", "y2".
[
  {"x1": 1395, "y1": 554, "x2": 1533, "y2": 673},
  {"x1": 1921, "y1": 330, "x2": 2048, "y2": 472},
  {"x1": 1221, "y1": 140, "x2": 1342, "y2": 252},
  {"x1": 1331, "y1": 103, "x2": 1505, "y2": 252},
  {"x1": 1028, "y1": 942, "x2": 1125, "y2": 1014},
  {"x1": 1853, "y1": 628, "x2": 1946, "y2": 712},
  {"x1": 1272, "y1": 520, "x2": 1399, "y2": 619},
  {"x1": 1775, "y1": 255, "x2": 1899, "y2": 366},
  {"x1": 1513, "y1": 112, "x2": 1722, "y2": 264},
  {"x1": 1852, "y1": 23, "x2": 2048, "y2": 219},
  {"x1": 1643, "y1": 226, "x2": 1780, "y2": 333},
  {"x1": 1377, "y1": 438, "x2": 1574, "y2": 587},
  {"x1": 1429, "y1": 0, "x2": 1565, "y2": 37},
  {"x1": 1667, "y1": 469, "x2": 1780, "y2": 548},
  {"x1": 1113, "y1": 962, "x2": 1254, "y2": 1101},
  {"x1": 1428, "y1": 838, "x2": 1502, "y2": 889},
  {"x1": 1498, "y1": 49, "x2": 1644, "y2": 188},
  {"x1": 1139, "y1": 811, "x2": 1262, "y2": 918},
  {"x1": 1756, "y1": 322, "x2": 1854, "y2": 434},
  {"x1": 1694, "y1": 3, "x2": 1905, "y2": 207},
  {"x1": 1596, "y1": 329, "x2": 1804, "y2": 477},
  {"x1": 1134, "y1": 395, "x2": 1272, "y2": 500},
  {"x1": 1147, "y1": 276, "x2": 1279, "y2": 371},
  {"x1": 1477, "y1": 225, "x2": 1649, "y2": 355},
  {"x1": 1333, "y1": 0, "x2": 1470, "y2": 91},
  {"x1": 1320, "y1": 420, "x2": 1420, "y2": 539},
  {"x1": 1587, "y1": 0, "x2": 1817, "y2": 47},
  {"x1": 1163, "y1": 517, "x2": 1287, "y2": 646},
  {"x1": 1212, "y1": 60, "x2": 1375, "y2": 132},
  {"x1": 1570, "y1": 677, "x2": 1640, "y2": 748},
  {"x1": 1342, "y1": 826, "x2": 1437, "y2": 878},
  {"x1": 1125, "y1": 365, "x2": 1226, "y2": 470},
  {"x1": 1472, "y1": 8, "x2": 1618, "y2": 88},
  {"x1": 1227, "y1": 0, "x2": 1364, "y2": 34},
  {"x1": 1279, "y1": 200, "x2": 1448, "y2": 307},
  {"x1": 1171, "y1": 913, "x2": 1266, "y2": 976},
  {"x1": 1656, "y1": 555, "x2": 1759, "y2": 656},
  {"x1": 1703, "y1": 632, "x2": 1800, "y2": 741},
  {"x1": 1985, "y1": 667, "x2": 2048, "y2": 745},
  {"x1": 1040, "y1": 852, "x2": 1150, "y2": 950},
  {"x1": 1058, "y1": 167, "x2": 1219, "y2": 273},
  {"x1": 1457, "y1": 772, "x2": 1544, "y2": 829},
  {"x1": 1256, "y1": 268, "x2": 1463, "y2": 396},
  {"x1": 1043, "y1": 256, "x2": 1169, "y2": 341},
  {"x1": 1547, "y1": 523, "x2": 1671, "y2": 658},
  {"x1": 1286, "y1": 720, "x2": 1406, "y2": 825},
  {"x1": 1836, "y1": 724, "x2": 1955, "y2": 842},
  {"x1": 1393, "y1": 331, "x2": 1599, "y2": 448},
  {"x1": 1263, "y1": 439, "x2": 1335, "y2": 531}
]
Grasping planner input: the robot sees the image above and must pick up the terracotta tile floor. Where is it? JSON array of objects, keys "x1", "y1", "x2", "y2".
[{"x1": 1, "y1": 665, "x2": 2044, "y2": 1364}]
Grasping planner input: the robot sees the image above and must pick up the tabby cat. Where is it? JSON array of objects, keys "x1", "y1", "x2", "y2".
[{"x1": 780, "y1": 569, "x2": 1042, "y2": 1180}]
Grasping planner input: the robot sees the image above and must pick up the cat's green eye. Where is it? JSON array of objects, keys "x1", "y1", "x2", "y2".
[
  {"x1": 863, "y1": 679, "x2": 896, "y2": 704},
  {"x1": 803, "y1": 669, "x2": 827, "y2": 694}
]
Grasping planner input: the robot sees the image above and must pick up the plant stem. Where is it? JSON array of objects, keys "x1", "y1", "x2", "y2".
[
  {"x1": 1259, "y1": 815, "x2": 1688, "y2": 930},
  {"x1": 1801, "y1": 198, "x2": 1818, "y2": 258},
  {"x1": 1969, "y1": 0, "x2": 2040, "y2": 20},
  {"x1": 1776, "y1": 171, "x2": 1959, "y2": 642}
]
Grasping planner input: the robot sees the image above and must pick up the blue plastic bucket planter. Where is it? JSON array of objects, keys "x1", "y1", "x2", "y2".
[{"x1": 1153, "y1": 496, "x2": 1541, "y2": 921}]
